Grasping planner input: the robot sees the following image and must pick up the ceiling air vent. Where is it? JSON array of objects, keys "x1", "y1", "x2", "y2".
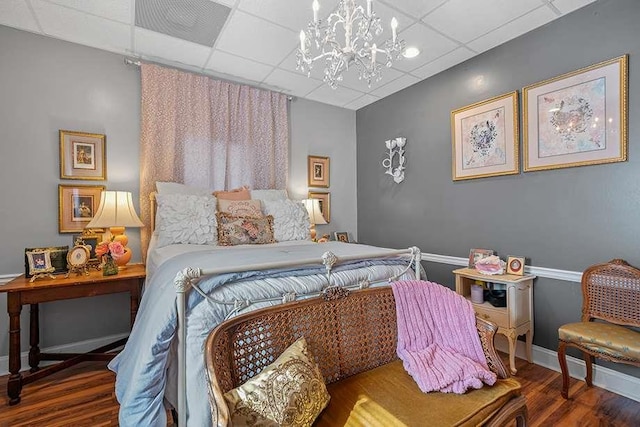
[{"x1": 136, "y1": 0, "x2": 231, "y2": 47}]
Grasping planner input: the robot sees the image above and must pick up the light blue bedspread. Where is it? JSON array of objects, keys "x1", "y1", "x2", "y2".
[{"x1": 109, "y1": 242, "x2": 414, "y2": 426}]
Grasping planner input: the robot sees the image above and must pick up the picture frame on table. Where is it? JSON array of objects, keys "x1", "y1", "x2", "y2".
[
  {"x1": 334, "y1": 232, "x2": 349, "y2": 243},
  {"x1": 468, "y1": 248, "x2": 495, "y2": 268},
  {"x1": 72, "y1": 230, "x2": 103, "y2": 262},
  {"x1": 59, "y1": 130, "x2": 106, "y2": 180},
  {"x1": 523, "y1": 55, "x2": 628, "y2": 172},
  {"x1": 507, "y1": 256, "x2": 525, "y2": 276},
  {"x1": 308, "y1": 155, "x2": 330, "y2": 188},
  {"x1": 24, "y1": 246, "x2": 69, "y2": 277},
  {"x1": 25, "y1": 249, "x2": 56, "y2": 276},
  {"x1": 451, "y1": 91, "x2": 519, "y2": 181},
  {"x1": 58, "y1": 184, "x2": 105, "y2": 233},
  {"x1": 308, "y1": 191, "x2": 330, "y2": 223}
]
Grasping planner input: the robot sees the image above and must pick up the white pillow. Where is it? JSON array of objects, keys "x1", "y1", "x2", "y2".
[
  {"x1": 156, "y1": 181, "x2": 212, "y2": 196},
  {"x1": 250, "y1": 189, "x2": 289, "y2": 201},
  {"x1": 262, "y1": 199, "x2": 310, "y2": 242},
  {"x1": 155, "y1": 193, "x2": 218, "y2": 247}
]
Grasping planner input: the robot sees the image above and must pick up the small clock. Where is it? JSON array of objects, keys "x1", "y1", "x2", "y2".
[
  {"x1": 67, "y1": 240, "x2": 91, "y2": 276},
  {"x1": 506, "y1": 256, "x2": 525, "y2": 276}
]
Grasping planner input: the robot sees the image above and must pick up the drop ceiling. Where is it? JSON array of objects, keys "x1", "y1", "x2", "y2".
[{"x1": 0, "y1": 0, "x2": 596, "y2": 110}]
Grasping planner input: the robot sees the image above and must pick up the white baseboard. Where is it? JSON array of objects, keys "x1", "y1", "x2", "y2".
[
  {"x1": 0, "y1": 332, "x2": 129, "y2": 376},
  {"x1": 494, "y1": 336, "x2": 640, "y2": 402}
]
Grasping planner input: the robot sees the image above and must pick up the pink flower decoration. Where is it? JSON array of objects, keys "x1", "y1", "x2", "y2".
[
  {"x1": 108, "y1": 241, "x2": 126, "y2": 260},
  {"x1": 95, "y1": 242, "x2": 110, "y2": 258}
]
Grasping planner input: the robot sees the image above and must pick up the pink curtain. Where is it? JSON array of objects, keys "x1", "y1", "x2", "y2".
[{"x1": 139, "y1": 63, "x2": 289, "y2": 255}]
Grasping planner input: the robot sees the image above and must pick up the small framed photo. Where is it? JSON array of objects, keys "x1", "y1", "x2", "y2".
[
  {"x1": 24, "y1": 246, "x2": 69, "y2": 277},
  {"x1": 468, "y1": 248, "x2": 495, "y2": 268},
  {"x1": 60, "y1": 130, "x2": 106, "y2": 180},
  {"x1": 308, "y1": 191, "x2": 330, "y2": 223},
  {"x1": 72, "y1": 230, "x2": 103, "y2": 262},
  {"x1": 58, "y1": 184, "x2": 105, "y2": 233},
  {"x1": 308, "y1": 155, "x2": 330, "y2": 188},
  {"x1": 334, "y1": 232, "x2": 349, "y2": 243},
  {"x1": 26, "y1": 250, "x2": 56, "y2": 276},
  {"x1": 507, "y1": 256, "x2": 525, "y2": 276}
]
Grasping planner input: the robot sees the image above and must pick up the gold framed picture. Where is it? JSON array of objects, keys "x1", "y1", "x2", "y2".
[
  {"x1": 25, "y1": 250, "x2": 56, "y2": 276},
  {"x1": 523, "y1": 55, "x2": 628, "y2": 172},
  {"x1": 451, "y1": 91, "x2": 519, "y2": 181},
  {"x1": 72, "y1": 230, "x2": 103, "y2": 262},
  {"x1": 507, "y1": 256, "x2": 525, "y2": 276},
  {"x1": 60, "y1": 130, "x2": 106, "y2": 180},
  {"x1": 308, "y1": 155, "x2": 330, "y2": 188},
  {"x1": 334, "y1": 231, "x2": 349, "y2": 243},
  {"x1": 58, "y1": 184, "x2": 105, "y2": 233},
  {"x1": 308, "y1": 191, "x2": 330, "y2": 223}
]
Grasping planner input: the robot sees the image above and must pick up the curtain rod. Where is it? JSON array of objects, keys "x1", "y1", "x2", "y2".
[{"x1": 123, "y1": 57, "x2": 294, "y2": 101}]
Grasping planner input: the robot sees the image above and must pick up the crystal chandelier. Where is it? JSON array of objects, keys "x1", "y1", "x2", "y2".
[{"x1": 296, "y1": 0, "x2": 406, "y2": 89}]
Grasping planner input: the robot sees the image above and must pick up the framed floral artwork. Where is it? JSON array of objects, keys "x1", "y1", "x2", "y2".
[
  {"x1": 308, "y1": 191, "x2": 330, "y2": 223},
  {"x1": 468, "y1": 248, "x2": 495, "y2": 268},
  {"x1": 308, "y1": 155, "x2": 330, "y2": 187},
  {"x1": 451, "y1": 91, "x2": 519, "y2": 181},
  {"x1": 60, "y1": 130, "x2": 106, "y2": 180},
  {"x1": 523, "y1": 55, "x2": 628, "y2": 172},
  {"x1": 58, "y1": 184, "x2": 105, "y2": 233}
]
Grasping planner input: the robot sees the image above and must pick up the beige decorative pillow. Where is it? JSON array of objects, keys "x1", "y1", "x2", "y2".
[
  {"x1": 224, "y1": 337, "x2": 330, "y2": 427},
  {"x1": 213, "y1": 186, "x2": 251, "y2": 200},
  {"x1": 217, "y1": 212, "x2": 276, "y2": 245},
  {"x1": 218, "y1": 199, "x2": 263, "y2": 218}
]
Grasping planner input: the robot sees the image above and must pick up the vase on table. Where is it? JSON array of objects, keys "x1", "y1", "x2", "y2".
[{"x1": 102, "y1": 254, "x2": 119, "y2": 276}]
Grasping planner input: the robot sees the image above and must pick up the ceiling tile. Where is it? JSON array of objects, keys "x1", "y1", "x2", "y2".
[
  {"x1": 369, "y1": 74, "x2": 420, "y2": 98},
  {"x1": 205, "y1": 50, "x2": 274, "y2": 83},
  {"x1": 343, "y1": 94, "x2": 381, "y2": 110},
  {"x1": 305, "y1": 84, "x2": 364, "y2": 107},
  {"x1": 552, "y1": 0, "x2": 596, "y2": 14},
  {"x1": 410, "y1": 46, "x2": 474, "y2": 79},
  {"x1": 391, "y1": 22, "x2": 459, "y2": 72},
  {"x1": 262, "y1": 69, "x2": 323, "y2": 97},
  {"x1": 31, "y1": 0, "x2": 131, "y2": 53},
  {"x1": 208, "y1": 0, "x2": 236, "y2": 7},
  {"x1": 0, "y1": 0, "x2": 40, "y2": 32},
  {"x1": 380, "y1": 0, "x2": 447, "y2": 20},
  {"x1": 237, "y1": 0, "x2": 330, "y2": 32},
  {"x1": 467, "y1": 6, "x2": 557, "y2": 53},
  {"x1": 135, "y1": 28, "x2": 212, "y2": 68},
  {"x1": 338, "y1": 64, "x2": 404, "y2": 92},
  {"x1": 423, "y1": 0, "x2": 542, "y2": 44},
  {"x1": 45, "y1": 0, "x2": 131, "y2": 24},
  {"x1": 215, "y1": 10, "x2": 297, "y2": 66}
]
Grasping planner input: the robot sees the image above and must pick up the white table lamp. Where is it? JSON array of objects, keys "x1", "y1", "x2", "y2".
[{"x1": 303, "y1": 198, "x2": 327, "y2": 241}]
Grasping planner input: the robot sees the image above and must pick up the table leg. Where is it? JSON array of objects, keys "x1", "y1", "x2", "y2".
[
  {"x1": 130, "y1": 279, "x2": 142, "y2": 328},
  {"x1": 525, "y1": 329, "x2": 533, "y2": 363},
  {"x1": 29, "y1": 304, "x2": 40, "y2": 372},
  {"x1": 8, "y1": 294, "x2": 23, "y2": 405},
  {"x1": 506, "y1": 329, "x2": 517, "y2": 375}
]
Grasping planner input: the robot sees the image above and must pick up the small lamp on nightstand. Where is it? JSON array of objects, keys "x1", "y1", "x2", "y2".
[
  {"x1": 86, "y1": 191, "x2": 144, "y2": 269},
  {"x1": 302, "y1": 198, "x2": 327, "y2": 241}
]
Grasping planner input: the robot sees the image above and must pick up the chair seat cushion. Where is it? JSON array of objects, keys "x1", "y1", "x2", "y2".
[
  {"x1": 559, "y1": 322, "x2": 640, "y2": 361},
  {"x1": 314, "y1": 360, "x2": 521, "y2": 427}
]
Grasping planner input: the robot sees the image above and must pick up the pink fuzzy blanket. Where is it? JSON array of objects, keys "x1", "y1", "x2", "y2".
[{"x1": 391, "y1": 280, "x2": 497, "y2": 394}]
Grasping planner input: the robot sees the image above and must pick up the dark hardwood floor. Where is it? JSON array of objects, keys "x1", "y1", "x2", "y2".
[{"x1": 0, "y1": 357, "x2": 638, "y2": 426}]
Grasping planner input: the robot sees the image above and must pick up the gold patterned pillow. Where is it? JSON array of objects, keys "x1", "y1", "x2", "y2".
[
  {"x1": 217, "y1": 212, "x2": 276, "y2": 245},
  {"x1": 218, "y1": 199, "x2": 264, "y2": 218},
  {"x1": 224, "y1": 337, "x2": 330, "y2": 427}
]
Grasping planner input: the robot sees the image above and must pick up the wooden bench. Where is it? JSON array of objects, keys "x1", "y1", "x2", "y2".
[{"x1": 205, "y1": 286, "x2": 528, "y2": 426}]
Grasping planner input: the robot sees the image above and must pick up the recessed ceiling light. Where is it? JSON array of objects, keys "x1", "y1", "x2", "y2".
[{"x1": 403, "y1": 47, "x2": 420, "y2": 58}]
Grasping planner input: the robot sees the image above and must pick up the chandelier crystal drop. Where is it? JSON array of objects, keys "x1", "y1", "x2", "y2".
[{"x1": 296, "y1": 0, "x2": 406, "y2": 89}]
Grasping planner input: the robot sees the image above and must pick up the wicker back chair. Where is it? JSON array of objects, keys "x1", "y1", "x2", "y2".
[
  {"x1": 558, "y1": 259, "x2": 640, "y2": 398},
  {"x1": 205, "y1": 286, "x2": 518, "y2": 426}
]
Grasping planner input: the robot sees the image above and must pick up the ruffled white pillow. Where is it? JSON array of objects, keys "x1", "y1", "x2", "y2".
[
  {"x1": 155, "y1": 194, "x2": 218, "y2": 247},
  {"x1": 262, "y1": 199, "x2": 310, "y2": 242}
]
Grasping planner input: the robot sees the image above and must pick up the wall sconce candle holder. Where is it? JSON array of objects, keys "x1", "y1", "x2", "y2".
[{"x1": 382, "y1": 137, "x2": 406, "y2": 183}]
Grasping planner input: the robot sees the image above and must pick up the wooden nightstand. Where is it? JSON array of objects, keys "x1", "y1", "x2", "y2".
[
  {"x1": 0, "y1": 264, "x2": 145, "y2": 405},
  {"x1": 453, "y1": 268, "x2": 535, "y2": 375}
]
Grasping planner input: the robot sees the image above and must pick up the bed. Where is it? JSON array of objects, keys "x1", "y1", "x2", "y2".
[{"x1": 108, "y1": 187, "x2": 422, "y2": 426}]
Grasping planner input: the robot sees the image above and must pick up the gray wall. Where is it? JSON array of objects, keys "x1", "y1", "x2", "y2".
[
  {"x1": 0, "y1": 26, "x2": 358, "y2": 360},
  {"x1": 356, "y1": 0, "x2": 640, "y2": 378}
]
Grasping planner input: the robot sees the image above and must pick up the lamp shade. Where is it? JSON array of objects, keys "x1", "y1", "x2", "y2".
[
  {"x1": 302, "y1": 199, "x2": 327, "y2": 225},
  {"x1": 86, "y1": 191, "x2": 144, "y2": 229}
]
